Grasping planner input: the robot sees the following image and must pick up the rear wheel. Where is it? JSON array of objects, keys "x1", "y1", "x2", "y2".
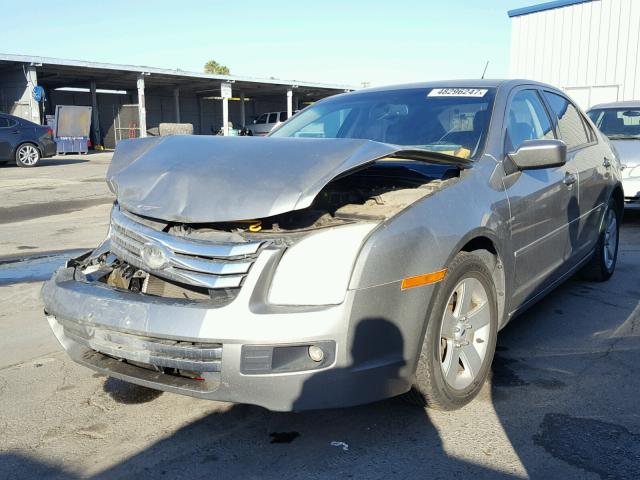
[
  {"x1": 580, "y1": 198, "x2": 619, "y2": 282},
  {"x1": 15, "y1": 143, "x2": 41, "y2": 167},
  {"x1": 406, "y1": 252, "x2": 498, "y2": 410}
]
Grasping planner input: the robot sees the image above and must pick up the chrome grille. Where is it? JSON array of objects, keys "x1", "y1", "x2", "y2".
[{"x1": 109, "y1": 206, "x2": 263, "y2": 289}]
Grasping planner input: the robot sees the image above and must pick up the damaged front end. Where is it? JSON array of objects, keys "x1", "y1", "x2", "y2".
[{"x1": 42, "y1": 135, "x2": 464, "y2": 409}]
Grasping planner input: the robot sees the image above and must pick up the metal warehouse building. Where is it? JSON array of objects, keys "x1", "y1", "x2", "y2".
[
  {"x1": 0, "y1": 53, "x2": 352, "y2": 149},
  {"x1": 509, "y1": 0, "x2": 640, "y2": 109}
]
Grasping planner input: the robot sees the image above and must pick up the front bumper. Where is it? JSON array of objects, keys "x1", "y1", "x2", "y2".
[{"x1": 42, "y1": 250, "x2": 416, "y2": 411}]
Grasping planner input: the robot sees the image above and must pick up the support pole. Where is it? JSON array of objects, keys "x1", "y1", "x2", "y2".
[
  {"x1": 173, "y1": 87, "x2": 181, "y2": 123},
  {"x1": 198, "y1": 97, "x2": 204, "y2": 134},
  {"x1": 222, "y1": 97, "x2": 229, "y2": 136},
  {"x1": 137, "y1": 74, "x2": 147, "y2": 138},
  {"x1": 90, "y1": 81, "x2": 101, "y2": 146},
  {"x1": 25, "y1": 66, "x2": 40, "y2": 124},
  {"x1": 240, "y1": 92, "x2": 246, "y2": 127},
  {"x1": 286, "y1": 88, "x2": 293, "y2": 119}
]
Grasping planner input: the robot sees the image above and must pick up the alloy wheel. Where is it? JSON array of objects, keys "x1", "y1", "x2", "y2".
[
  {"x1": 17, "y1": 145, "x2": 40, "y2": 166},
  {"x1": 439, "y1": 277, "x2": 492, "y2": 390}
]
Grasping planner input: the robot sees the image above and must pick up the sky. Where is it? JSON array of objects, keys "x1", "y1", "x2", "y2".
[{"x1": 1, "y1": 0, "x2": 537, "y2": 87}]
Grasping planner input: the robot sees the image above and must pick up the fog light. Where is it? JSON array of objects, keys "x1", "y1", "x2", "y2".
[{"x1": 308, "y1": 345, "x2": 324, "y2": 362}]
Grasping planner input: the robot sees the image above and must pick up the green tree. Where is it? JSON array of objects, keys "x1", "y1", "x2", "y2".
[{"x1": 204, "y1": 60, "x2": 230, "y2": 75}]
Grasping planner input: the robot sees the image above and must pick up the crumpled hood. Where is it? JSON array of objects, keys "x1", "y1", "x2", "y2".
[{"x1": 106, "y1": 135, "x2": 469, "y2": 223}]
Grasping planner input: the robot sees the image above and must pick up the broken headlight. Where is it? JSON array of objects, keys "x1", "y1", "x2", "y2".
[{"x1": 268, "y1": 223, "x2": 376, "y2": 306}]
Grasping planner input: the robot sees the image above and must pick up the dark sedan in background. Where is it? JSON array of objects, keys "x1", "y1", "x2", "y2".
[{"x1": 0, "y1": 112, "x2": 56, "y2": 167}]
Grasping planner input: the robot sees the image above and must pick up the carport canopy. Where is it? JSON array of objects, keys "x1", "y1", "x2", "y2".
[{"x1": 0, "y1": 53, "x2": 354, "y2": 142}]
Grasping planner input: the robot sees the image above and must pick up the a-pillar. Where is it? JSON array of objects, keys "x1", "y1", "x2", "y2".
[{"x1": 137, "y1": 73, "x2": 147, "y2": 138}]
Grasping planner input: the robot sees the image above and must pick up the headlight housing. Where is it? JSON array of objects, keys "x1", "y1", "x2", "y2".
[{"x1": 268, "y1": 223, "x2": 376, "y2": 306}]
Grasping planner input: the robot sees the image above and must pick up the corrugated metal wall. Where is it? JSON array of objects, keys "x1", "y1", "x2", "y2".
[{"x1": 509, "y1": 0, "x2": 640, "y2": 109}]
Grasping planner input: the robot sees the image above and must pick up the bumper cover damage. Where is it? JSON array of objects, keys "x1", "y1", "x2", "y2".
[{"x1": 43, "y1": 263, "x2": 410, "y2": 411}]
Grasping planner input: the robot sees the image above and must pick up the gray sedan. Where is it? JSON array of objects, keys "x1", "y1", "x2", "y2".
[{"x1": 42, "y1": 80, "x2": 623, "y2": 411}]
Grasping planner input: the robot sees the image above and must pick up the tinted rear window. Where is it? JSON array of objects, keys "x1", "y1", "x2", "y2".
[
  {"x1": 0, "y1": 117, "x2": 17, "y2": 128},
  {"x1": 543, "y1": 91, "x2": 590, "y2": 149}
]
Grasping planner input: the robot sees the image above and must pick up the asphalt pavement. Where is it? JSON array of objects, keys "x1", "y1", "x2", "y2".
[{"x1": 0, "y1": 154, "x2": 638, "y2": 479}]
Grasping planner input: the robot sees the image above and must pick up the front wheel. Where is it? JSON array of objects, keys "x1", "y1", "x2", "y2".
[
  {"x1": 15, "y1": 144, "x2": 41, "y2": 167},
  {"x1": 406, "y1": 252, "x2": 498, "y2": 410},
  {"x1": 580, "y1": 198, "x2": 619, "y2": 282}
]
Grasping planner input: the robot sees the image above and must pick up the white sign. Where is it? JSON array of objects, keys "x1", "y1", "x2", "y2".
[
  {"x1": 221, "y1": 82, "x2": 232, "y2": 99},
  {"x1": 428, "y1": 88, "x2": 488, "y2": 97}
]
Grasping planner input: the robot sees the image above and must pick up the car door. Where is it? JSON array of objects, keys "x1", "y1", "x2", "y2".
[
  {"x1": 501, "y1": 88, "x2": 579, "y2": 309},
  {"x1": 251, "y1": 113, "x2": 269, "y2": 135},
  {"x1": 0, "y1": 115, "x2": 17, "y2": 160},
  {"x1": 542, "y1": 90, "x2": 607, "y2": 260}
]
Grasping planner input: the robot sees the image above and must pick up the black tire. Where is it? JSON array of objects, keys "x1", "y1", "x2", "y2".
[
  {"x1": 579, "y1": 198, "x2": 619, "y2": 282},
  {"x1": 405, "y1": 252, "x2": 498, "y2": 410},
  {"x1": 15, "y1": 143, "x2": 41, "y2": 167}
]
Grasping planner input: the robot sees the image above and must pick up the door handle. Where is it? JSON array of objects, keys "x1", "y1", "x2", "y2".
[
  {"x1": 10, "y1": 130, "x2": 19, "y2": 135},
  {"x1": 603, "y1": 157, "x2": 612, "y2": 168},
  {"x1": 563, "y1": 172, "x2": 577, "y2": 186}
]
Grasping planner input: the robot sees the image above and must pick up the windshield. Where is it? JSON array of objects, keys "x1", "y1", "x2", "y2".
[
  {"x1": 270, "y1": 87, "x2": 496, "y2": 159},
  {"x1": 588, "y1": 107, "x2": 640, "y2": 139}
]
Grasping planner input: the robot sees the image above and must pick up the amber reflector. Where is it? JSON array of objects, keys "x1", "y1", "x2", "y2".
[{"x1": 401, "y1": 269, "x2": 448, "y2": 290}]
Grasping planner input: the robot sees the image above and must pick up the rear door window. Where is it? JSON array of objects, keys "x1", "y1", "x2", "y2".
[
  {"x1": 279, "y1": 111, "x2": 288, "y2": 122},
  {"x1": 543, "y1": 91, "x2": 590, "y2": 149},
  {"x1": 0, "y1": 117, "x2": 17, "y2": 128},
  {"x1": 268, "y1": 113, "x2": 279, "y2": 124},
  {"x1": 506, "y1": 90, "x2": 555, "y2": 151}
]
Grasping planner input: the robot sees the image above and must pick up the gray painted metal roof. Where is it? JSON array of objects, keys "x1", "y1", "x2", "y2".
[
  {"x1": 0, "y1": 53, "x2": 355, "y2": 92},
  {"x1": 508, "y1": 0, "x2": 595, "y2": 18}
]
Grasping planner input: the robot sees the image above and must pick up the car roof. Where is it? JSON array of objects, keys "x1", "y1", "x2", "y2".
[
  {"x1": 588, "y1": 100, "x2": 640, "y2": 111},
  {"x1": 331, "y1": 79, "x2": 561, "y2": 96}
]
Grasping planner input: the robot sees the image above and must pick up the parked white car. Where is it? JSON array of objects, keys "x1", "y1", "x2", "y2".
[
  {"x1": 247, "y1": 110, "x2": 298, "y2": 136},
  {"x1": 588, "y1": 101, "x2": 640, "y2": 209}
]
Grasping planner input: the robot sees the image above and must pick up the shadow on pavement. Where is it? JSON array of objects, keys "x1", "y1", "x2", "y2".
[
  {"x1": 491, "y1": 210, "x2": 640, "y2": 479},
  {"x1": 38, "y1": 159, "x2": 91, "y2": 167}
]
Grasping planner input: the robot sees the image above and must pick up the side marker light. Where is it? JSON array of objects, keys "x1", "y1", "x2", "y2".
[{"x1": 401, "y1": 268, "x2": 448, "y2": 290}]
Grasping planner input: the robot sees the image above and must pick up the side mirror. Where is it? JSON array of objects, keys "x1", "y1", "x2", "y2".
[
  {"x1": 252, "y1": 119, "x2": 257, "y2": 124},
  {"x1": 508, "y1": 139, "x2": 567, "y2": 171}
]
